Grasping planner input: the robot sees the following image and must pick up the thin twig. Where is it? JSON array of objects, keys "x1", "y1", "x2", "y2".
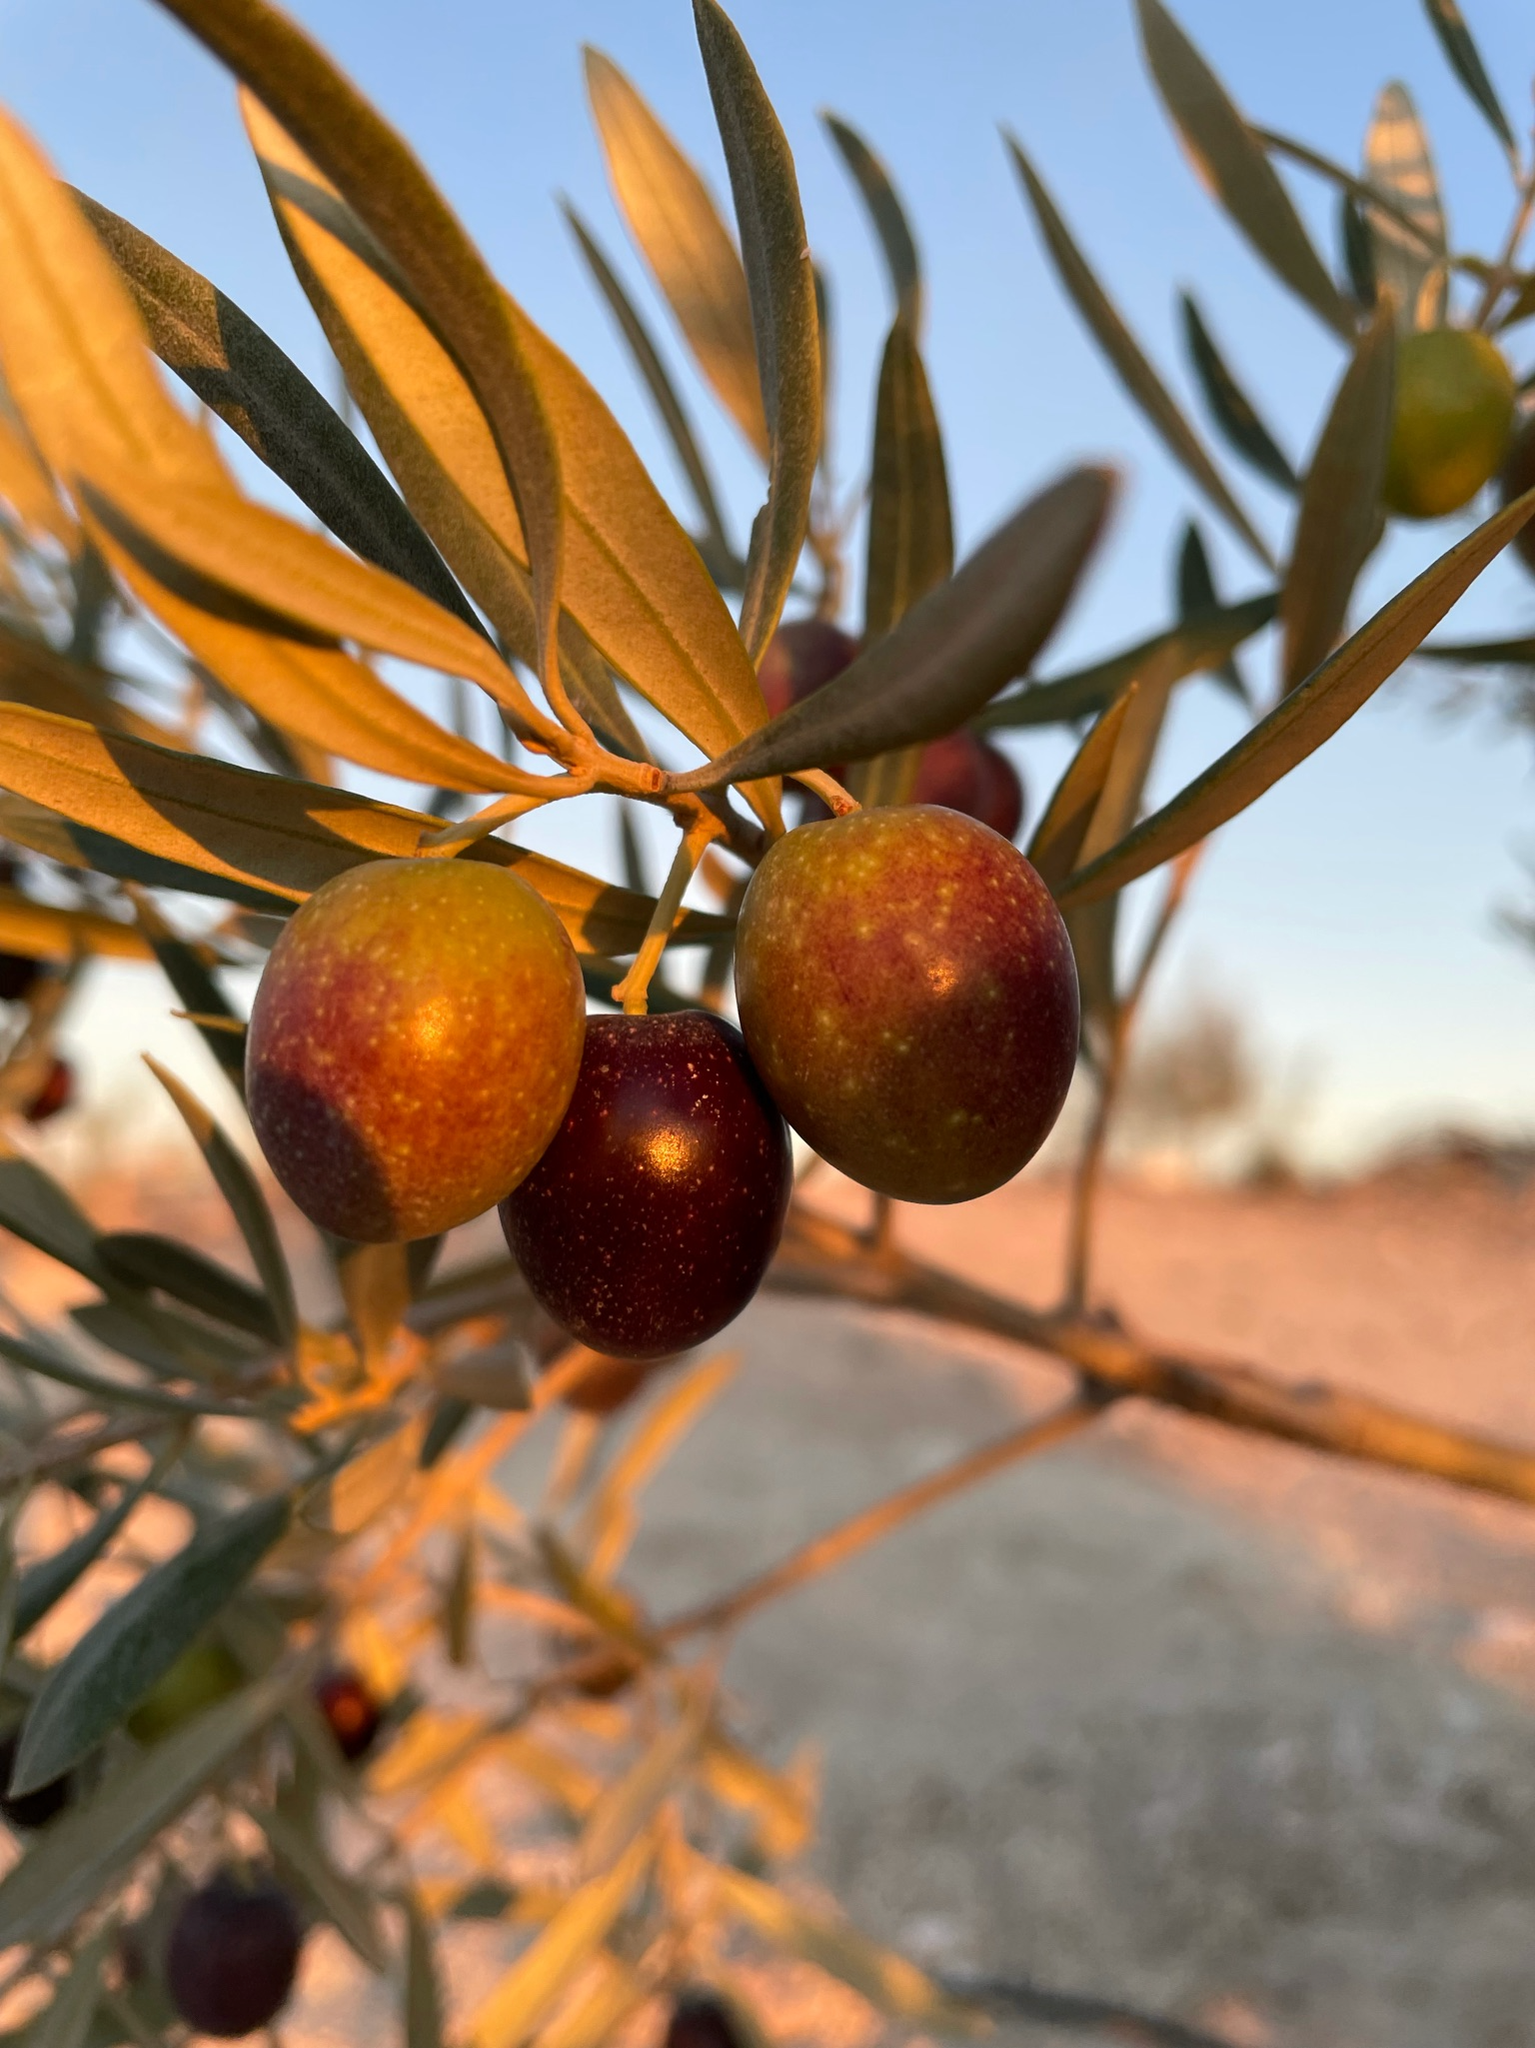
[
  {"x1": 1475, "y1": 163, "x2": 1535, "y2": 329},
  {"x1": 613, "y1": 828, "x2": 704, "y2": 1015},
  {"x1": 660, "y1": 1390, "x2": 1106, "y2": 1641},
  {"x1": 946, "y1": 1975, "x2": 1243, "y2": 2048},
  {"x1": 1064, "y1": 849, "x2": 1202, "y2": 1310},
  {"x1": 770, "y1": 1203, "x2": 1535, "y2": 1509}
]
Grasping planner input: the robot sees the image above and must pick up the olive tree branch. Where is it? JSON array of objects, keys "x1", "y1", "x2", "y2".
[{"x1": 769, "y1": 1202, "x2": 1535, "y2": 1509}]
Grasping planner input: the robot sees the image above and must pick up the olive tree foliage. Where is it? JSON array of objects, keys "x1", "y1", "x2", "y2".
[{"x1": 0, "y1": 2, "x2": 1528, "y2": 2045}]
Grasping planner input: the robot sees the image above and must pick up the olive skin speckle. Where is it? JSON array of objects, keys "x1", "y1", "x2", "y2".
[
  {"x1": 735, "y1": 805, "x2": 1079, "y2": 1204},
  {"x1": 247, "y1": 858, "x2": 585, "y2": 1243},
  {"x1": 500, "y1": 1011, "x2": 792, "y2": 1360}
]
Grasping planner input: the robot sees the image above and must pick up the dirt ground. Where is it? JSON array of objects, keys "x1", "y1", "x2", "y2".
[
  {"x1": 6, "y1": 1147, "x2": 1535, "y2": 2048},
  {"x1": 614, "y1": 1161, "x2": 1535, "y2": 2048}
]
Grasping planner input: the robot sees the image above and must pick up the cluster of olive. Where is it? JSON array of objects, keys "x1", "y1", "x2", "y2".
[{"x1": 245, "y1": 628, "x2": 1078, "y2": 1361}]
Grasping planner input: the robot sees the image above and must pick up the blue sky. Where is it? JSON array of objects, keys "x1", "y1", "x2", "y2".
[{"x1": 1, "y1": 0, "x2": 1533, "y2": 1168}]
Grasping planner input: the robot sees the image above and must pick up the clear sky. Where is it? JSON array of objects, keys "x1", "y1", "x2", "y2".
[{"x1": 1, "y1": 0, "x2": 1532, "y2": 1170}]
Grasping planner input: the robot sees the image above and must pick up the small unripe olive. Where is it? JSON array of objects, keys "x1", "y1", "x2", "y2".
[
  {"x1": 1382, "y1": 328, "x2": 1515, "y2": 520},
  {"x1": 126, "y1": 1639, "x2": 244, "y2": 1744}
]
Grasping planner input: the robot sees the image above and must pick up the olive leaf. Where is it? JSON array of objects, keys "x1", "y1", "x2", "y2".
[
  {"x1": 1133, "y1": 0, "x2": 1354, "y2": 341},
  {"x1": 71, "y1": 1296, "x2": 264, "y2": 1386},
  {"x1": 13, "y1": 1442, "x2": 179, "y2": 1643},
  {"x1": 1340, "y1": 191, "x2": 1377, "y2": 312},
  {"x1": 583, "y1": 47, "x2": 767, "y2": 456},
  {"x1": 0, "y1": 620, "x2": 177, "y2": 752},
  {"x1": 1278, "y1": 304, "x2": 1394, "y2": 696},
  {"x1": 74, "y1": 194, "x2": 487, "y2": 636},
  {"x1": 1363, "y1": 84, "x2": 1447, "y2": 331},
  {"x1": 1416, "y1": 632, "x2": 1535, "y2": 665},
  {"x1": 577, "y1": 1685, "x2": 710, "y2": 1879},
  {"x1": 249, "y1": 1800, "x2": 386, "y2": 1970},
  {"x1": 977, "y1": 591, "x2": 1274, "y2": 731},
  {"x1": 143, "y1": 1058, "x2": 298, "y2": 1348},
  {"x1": 1026, "y1": 684, "x2": 1140, "y2": 895},
  {"x1": 693, "y1": 0, "x2": 822, "y2": 660},
  {"x1": 22, "y1": 1931, "x2": 109, "y2": 2048},
  {"x1": 1058, "y1": 486, "x2": 1535, "y2": 909},
  {"x1": 0, "y1": 1324, "x2": 254, "y2": 1420},
  {"x1": 0, "y1": 792, "x2": 293, "y2": 915},
  {"x1": 668, "y1": 466, "x2": 1114, "y2": 787},
  {"x1": 464, "y1": 1833, "x2": 654, "y2": 2048},
  {"x1": 1179, "y1": 293, "x2": 1297, "y2": 492},
  {"x1": 1421, "y1": 0, "x2": 1517, "y2": 158},
  {"x1": 561, "y1": 201, "x2": 736, "y2": 581},
  {"x1": 0, "y1": 411, "x2": 74, "y2": 549},
  {"x1": 13, "y1": 1490, "x2": 291, "y2": 1794},
  {"x1": 0, "y1": 1666, "x2": 296, "y2": 1948},
  {"x1": 854, "y1": 315, "x2": 953, "y2": 807},
  {"x1": 152, "y1": 0, "x2": 568, "y2": 704},
  {"x1": 404, "y1": 1895, "x2": 444, "y2": 2048},
  {"x1": 0, "y1": 705, "x2": 728, "y2": 954},
  {"x1": 1176, "y1": 523, "x2": 1249, "y2": 705},
  {"x1": 1005, "y1": 136, "x2": 1273, "y2": 570},
  {"x1": 244, "y1": 100, "x2": 778, "y2": 827},
  {"x1": 0, "y1": 889, "x2": 152, "y2": 967},
  {"x1": 822, "y1": 113, "x2": 923, "y2": 333},
  {"x1": 0, "y1": 1154, "x2": 111, "y2": 1290},
  {"x1": 98, "y1": 1233, "x2": 282, "y2": 1345}
]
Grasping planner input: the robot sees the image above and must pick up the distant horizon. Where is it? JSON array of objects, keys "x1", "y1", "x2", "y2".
[{"x1": 0, "y1": 0, "x2": 1531, "y2": 1167}]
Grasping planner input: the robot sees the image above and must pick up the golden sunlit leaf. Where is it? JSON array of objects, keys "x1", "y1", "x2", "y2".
[
  {"x1": 1364, "y1": 84, "x2": 1447, "y2": 330},
  {"x1": 583, "y1": 1352, "x2": 739, "y2": 1584}
]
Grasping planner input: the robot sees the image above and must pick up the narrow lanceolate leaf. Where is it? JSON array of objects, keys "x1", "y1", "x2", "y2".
[
  {"x1": 1006, "y1": 136, "x2": 1272, "y2": 570},
  {"x1": 13, "y1": 1491, "x2": 291, "y2": 1794},
  {"x1": 710, "y1": 1862, "x2": 986, "y2": 2035},
  {"x1": 1364, "y1": 84, "x2": 1447, "y2": 330},
  {"x1": 250, "y1": 1801, "x2": 386, "y2": 1969},
  {"x1": 1176, "y1": 522, "x2": 1249, "y2": 704},
  {"x1": 245, "y1": 101, "x2": 777, "y2": 826},
  {"x1": 1421, "y1": 0, "x2": 1516, "y2": 157},
  {"x1": 0, "y1": 1666, "x2": 295, "y2": 1948},
  {"x1": 561, "y1": 203, "x2": 735, "y2": 578},
  {"x1": 584, "y1": 47, "x2": 767, "y2": 456},
  {"x1": 1027, "y1": 685, "x2": 1141, "y2": 894},
  {"x1": 863, "y1": 317, "x2": 953, "y2": 639},
  {"x1": 151, "y1": 0, "x2": 568, "y2": 705},
  {"x1": 978, "y1": 591, "x2": 1275, "y2": 730},
  {"x1": 577, "y1": 1687, "x2": 710, "y2": 1879},
  {"x1": 0, "y1": 1155, "x2": 109, "y2": 1288},
  {"x1": 466, "y1": 1834, "x2": 653, "y2": 2048},
  {"x1": 822, "y1": 113, "x2": 922, "y2": 332},
  {"x1": 14, "y1": 1445, "x2": 177, "y2": 1643},
  {"x1": 75, "y1": 194, "x2": 486, "y2": 634},
  {"x1": 0, "y1": 889, "x2": 152, "y2": 967},
  {"x1": 693, "y1": 0, "x2": 822, "y2": 659},
  {"x1": 670, "y1": 466, "x2": 1114, "y2": 787},
  {"x1": 98, "y1": 1233, "x2": 279, "y2": 1344},
  {"x1": 0, "y1": 410, "x2": 74, "y2": 548},
  {"x1": 23, "y1": 1931, "x2": 109, "y2": 2048},
  {"x1": 1059, "y1": 486, "x2": 1535, "y2": 909},
  {"x1": 0, "y1": 707, "x2": 728, "y2": 954},
  {"x1": 1416, "y1": 633, "x2": 1535, "y2": 664},
  {"x1": 1134, "y1": 0, "x2": 1353, "y2": 340},
  {"x1": 0, "y1": 792, "x2": 293, "y2": 915},
  {"x1": 405, "y1": 1895, "x2": 444, "y2": 2048},
  {"x1": 1340, "y1": 191, "x2": 1377, "y2": 312},
  {"x1": 855, "y1": 315, "x2": 953, "y2": 806},
  {"x1": 1279, "y1": 305, "x2": 1394, "y2": 695},
  {"x1": 1179, "y1": 293, "x2": 1297, "y2": 491},
  {"x1": 143, "y1": 1059, "x2": 298, "y2": 1348}
]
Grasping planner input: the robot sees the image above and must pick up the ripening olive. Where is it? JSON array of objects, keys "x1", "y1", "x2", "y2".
[
  {"x1": 313, "y1": 1668, "x2": 383, "y2": 1763},
  {"x1": 758, "y1": 618, "x2": 858, "y2": 718},
  {"x1": 164, "y1": 1869, "x2": 304, "y2": 2038},
  {"x1": 909, "y1": 731, "x2": 1025, "y2": 839},
  {"x1": 126, "y1": 1639, "x2": 244, "y2": 1744},
  {"x1": 735, "y1": 806, "x2": 1079, "y2": 1203},
  {"x1": 0, "y1": 1729, "x2": 72, "y2": 1831},
  {"x1": 0, "y1": 954, "x2": 43, "y2": 1004},
  {"x1": 665, "y1": 1990, "x2": 747, "y2": 2048},
  {"x1": 501, "y1": 1012, "x2": 791, "y2": 1360},
  {"x1": 247, "y1": 858, "x2": 586, "y2": 1242},
  {"x1": 23, "y1": 1055, "x2": 73, "y2": 1125},
  {"x1": 1382, "y1": 328, "x2": 1515, "y2": 520}
]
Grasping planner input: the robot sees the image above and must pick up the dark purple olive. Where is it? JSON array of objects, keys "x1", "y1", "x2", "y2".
[
  {"x1": 910, "y1": 731, "x2": 1026, "y2": 840},
  {"x1": 23, "y1": 1056, "x2": 73, "y2": 1125},
  {"x1": 313, "y1": 1668, "x2": 382, "y2": 1762},
  {"x1": 501, "y1": 1012, "x2": 791, "y2": 1360},
  {"x1": 758, "y1": 618, "x2": 858, "y2": 719},
  {"x1": 0, "y1": 954, "x2": 43, "y2": 1004},
  {"x1": 0, "y1": 1730, "x2": 72, "y2": 1831},
  {"x1": 665, "y1": 1990, "x2": 746, "y2": 2048},
  {"x1": 164, "y1": 1868, "x2": 304, "y2": 2038}
]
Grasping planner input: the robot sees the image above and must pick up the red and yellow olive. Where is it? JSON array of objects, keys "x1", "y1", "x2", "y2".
[
  {"x1": 23, "y1": 1055, "x2": 73, "y2": 1125},
  {"x1": 501, "y1": 1012, "x2": 791, "y2": 1359},
  {"x1": 910, "y1": 731, "x2": 1025, "y2": 839},
  {"x1": 735, "y1": 806, "x2": 1079, "y2": 1204},
  {"x1": 313, "y1": 1668, "x2": 383, "y2": 1763},
  {"x1": 247, "y1": 858, "x2": 585, "y2": 1243},
  {"x1": 758, "y1": 618, "x2": 859, "y2": 718}
]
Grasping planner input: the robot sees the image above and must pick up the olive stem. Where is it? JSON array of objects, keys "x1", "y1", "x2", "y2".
[
  {"x1": 1062, "y1": 847, "x2": 1202, "y2": 1312},
  {"x1": 612, "y1": 829, "x2": 704, "y2": 1015},
  {"x1": 791, "y1": 768, "x2": 859, "y2": 815},
  {"x1": 1474, "y1": 162, "x2": 1535, "y2": 330}
]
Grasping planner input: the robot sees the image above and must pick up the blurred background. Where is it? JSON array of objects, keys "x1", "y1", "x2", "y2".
[{"x1": 0, "y1": 0, "x2": 1531, "y2": 1176}]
